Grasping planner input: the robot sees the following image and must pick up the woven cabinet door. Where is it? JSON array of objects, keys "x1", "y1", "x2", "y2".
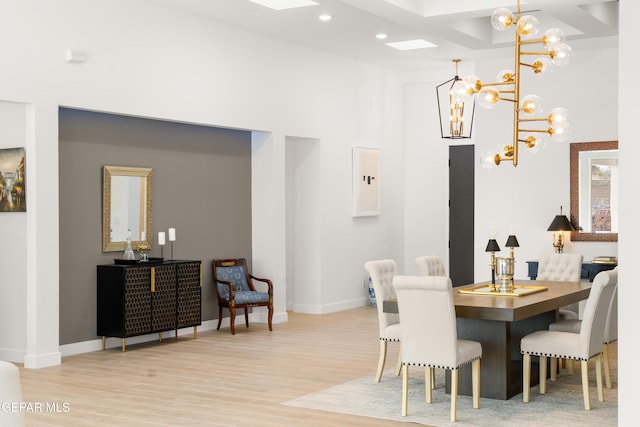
[
  {"x1": 177, "y1": 261, "x2": 202, "y2": 329},
  {"x1": 151, "y1": 264, "x2": 178, "y2": 332},
  {"x1": 123, "y1": 266, "x2": 153, "y2": 337}
]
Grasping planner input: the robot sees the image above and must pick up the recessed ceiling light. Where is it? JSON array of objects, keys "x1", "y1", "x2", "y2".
[
  {"x1": 248, "y1": 0, "x2": 318, "y2": 11},
  {"x1": 376, "y1": 33, "x2": 388, "y2": 40},
  {"x1": 319, "y1": 14, "x2": 332, "y2": 21},
  {"x1": 385, "y1": 39, "x2": 437, "y2": 50}
]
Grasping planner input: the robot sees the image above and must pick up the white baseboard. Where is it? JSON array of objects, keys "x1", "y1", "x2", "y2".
[
  {"x1": 23, "y1": 351, "x2": 62, "y2": 369},
  {"x1": 293, "y1": 297, "x2": 369, "y2": 314}
]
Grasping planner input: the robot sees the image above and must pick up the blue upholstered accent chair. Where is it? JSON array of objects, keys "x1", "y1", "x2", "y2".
[{"x1": 213, "y1": 258, "x2": 273, "y2": 335}]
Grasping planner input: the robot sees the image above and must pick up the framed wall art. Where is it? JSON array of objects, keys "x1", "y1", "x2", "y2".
[
  {"x1": 352, "y1": 147, "x2": 380, "y2": 217},
  {"x1": 0, "y1": 147, "x2": 26, "y2": 212}
]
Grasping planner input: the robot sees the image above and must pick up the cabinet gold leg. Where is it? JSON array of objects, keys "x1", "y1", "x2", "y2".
[
  {"x1": 194, "y1": 326, "x2": 198, "y2": 339},
  {"x1": 121, "y1": 339, "x2": 126, "y2": 352},
  {"x1": 102, "y1": 336, "x2": 106, "y2": 350},
  {"x1": 159, "y1": 332, "x2": 163, "y2": 342}
]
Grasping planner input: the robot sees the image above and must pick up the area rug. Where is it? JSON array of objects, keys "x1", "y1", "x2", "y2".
[{"x1": 283, "y1": 363, "x2": 617, "y2": 426}]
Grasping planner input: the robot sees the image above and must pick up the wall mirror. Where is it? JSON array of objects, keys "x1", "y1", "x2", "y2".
[
  {"x1": 570, "y1": 141, "x2": 618, "y2": 242},
  {"x1": 102, "y1": 166, "x2": 153, "y2": 252}
]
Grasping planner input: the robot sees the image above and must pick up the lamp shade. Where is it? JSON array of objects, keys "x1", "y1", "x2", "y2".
[
  {"x1": 547, "y1": 215, "x2": 575, "y2": 231},
  {"x1": 485, "y1": 239, "x2": 501, "y2": 252},
  {"x1": 505, "y1": 235, "x2": 520, "y2": 248}
]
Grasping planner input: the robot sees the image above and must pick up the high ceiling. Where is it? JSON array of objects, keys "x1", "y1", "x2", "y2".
[{"x1": 149, "y1": 0, "x2": 619, "y2": 70}]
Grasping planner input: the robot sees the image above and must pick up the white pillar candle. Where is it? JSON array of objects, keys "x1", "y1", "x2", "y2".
[
  {"x1": 127, "y1": 229, "x2": 132, "y2": 240},
  {"x1": 158, "y1": 232, "x2": 166, "y2": 246},
  {"x1": 168, "y1": 228, "x2": 176, "y2": 242}
]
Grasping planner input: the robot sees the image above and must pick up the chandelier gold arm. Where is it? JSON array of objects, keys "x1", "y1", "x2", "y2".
[
  {"x1": 518, "y1": 117, "x2": 548, "y2": 123},
  {"x1": 472, "y1": 0, "x2": 571, "y2": 168},
  {"x1": 520, "y1": 51, "x2": 553, "y2": 56}
]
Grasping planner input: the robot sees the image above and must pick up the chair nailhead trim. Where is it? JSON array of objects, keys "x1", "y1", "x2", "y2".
[
  {"x1": 402, "y1": 356, "x2": 481, "y2": 370},
  {"x1": 381, "y1": 338, "x2": 400, "y2": 342},
  {"x1": 520, "y1": 350, "x2": 603, "y2": 361}
]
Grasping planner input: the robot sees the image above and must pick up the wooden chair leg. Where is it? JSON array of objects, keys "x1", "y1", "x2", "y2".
[
  {"x1": 539, "y1": 355, "x2": 547, "y2": 394},
  {"x1": 401, "y1": 365, "x2": 409, "y2": 416},
  {"x1": 431, "y1": 367, "x2": 435, "y2": 389},
  {"x1": 596, "y1": 355, "x2": 604, "y2": 402},
  {"x1": 581, "y1": 360, "x2": 591, "y2": 410},
  {"x1": 216, "y1": 305, "x2": 223, "y2": 330},
  {"x1": 375, "y1": 340, "x2": 387, "y2": 382},
  {"x1": 229, "y1": 306, "x2": 236, "y2": 335},
  {"x1": 523, "y1": 353, "x2": 531, "y2": 403},
  {"x1": 394, "y1": 345, "x2": 402, "y2": 376},
  {"x1": 451, "y1": 368, "x2": 458, "y2": 422},
  {"x1": 568, "y1": 359, "x2": 575, "y2": 375},
  {"x1": 244, "y1": 307, "x2": 249, "y2": 328},
  {"x1": 603, "y1": 343, "x2": 612, "y2": 389},
  {"x1": 267, "y1": 304, "x2": 274, "y2": 331},
  {"x1": 425, "y1": 367, "x2": 432, "y2": 403},
  {"x1": 472, "y1": 359, "x2": 480, "y2": 409},
  {"x1": 550, "y1": 357, "x2": 557, "y2": 382}
]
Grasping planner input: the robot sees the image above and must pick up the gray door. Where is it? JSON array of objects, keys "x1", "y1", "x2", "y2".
[{"x1": 449, "y1": 145, "x2": 474, "y2": 286}]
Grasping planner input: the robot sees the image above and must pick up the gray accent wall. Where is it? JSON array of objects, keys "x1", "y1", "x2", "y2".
[{"x1": 58, "y1": 108, "x2": 252, "y2": 345}]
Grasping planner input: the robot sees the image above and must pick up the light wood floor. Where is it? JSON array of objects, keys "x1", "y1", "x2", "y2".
[
  {"x1": 19, "y1": 306, "x2": 408, "y2": 426},
  {"x1": 17, "y1": 307, "x2": 619, "y2": 427}
]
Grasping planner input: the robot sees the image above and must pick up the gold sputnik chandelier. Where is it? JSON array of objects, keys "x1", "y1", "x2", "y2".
[{"x1": 456, "y1": 0, "x2": 573, "y2": 168}]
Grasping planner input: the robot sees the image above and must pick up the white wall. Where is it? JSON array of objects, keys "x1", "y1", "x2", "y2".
[
  {"x1": 0, "y1": 0, "x2": 406, "y2": 364},
  {"x1": 0, "y1": 102, "x2": 27, "y2": 361},
  {"x1": 472, "y1": 47, "x2": 619, "y2": 280},
  {"x1": 617, "y1": 1, "x2": 638, "y2": 425},
  {"x1": 0, "y1": 0, "x2": 630, "y2": 383},
  {"x1": 398, "y1": 48, "x2": 618, "y2": 282}
]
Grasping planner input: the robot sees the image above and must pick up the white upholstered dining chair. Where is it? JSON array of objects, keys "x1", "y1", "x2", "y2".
[
  {"x1": 364, "y1": 259, "x2": 402, "y2": 382},
  {"x1": 393, "y1": 275, "x2": 482, "y2": 422},
  {"x1": 537, "y1": 253, "x2": 583, "y2": 319},
  {"x1": 0, "y1": 360, "x2": 25, "y2": 427},
  {"x1": 520, "y1": 268, "x2": 617, "y2": 410},
  {"x1": 549, "y1": 266, "x2": 618, "y2": 388},
  {"x1": 414, "y1": 255, "x2": 446, "y2": 276}
]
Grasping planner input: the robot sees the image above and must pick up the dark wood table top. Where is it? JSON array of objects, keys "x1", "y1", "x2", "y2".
[{"x1": 383, "y1": 279, "x2": 591, "y2": 322}]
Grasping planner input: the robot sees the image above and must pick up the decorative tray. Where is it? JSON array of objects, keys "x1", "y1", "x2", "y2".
[
  {"x1": 114, "y1": 257, "x2": 164, "y2": 265},
  {"x1": 458, "y1": 284, "x2": 548, "y2": 297}
]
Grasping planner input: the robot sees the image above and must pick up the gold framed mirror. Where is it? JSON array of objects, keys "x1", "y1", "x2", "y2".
[
  {"x1": 102, "y1": 166, "x2": 153, "y2": 252},
  {"x1": 570, "y1": 141, "x2": 618, "y2": 242}
]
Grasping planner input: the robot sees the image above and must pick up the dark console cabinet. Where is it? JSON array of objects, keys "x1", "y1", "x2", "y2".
[{"x1": 97, "y1": 260, "x2": 201, "y2": 351}]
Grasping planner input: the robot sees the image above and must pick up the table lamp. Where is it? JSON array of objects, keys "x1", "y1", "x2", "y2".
[
  {"x1": 485, "y1": 239, "x2": 501, "y2": 289},
  {"x1": 547, "y1": 206, "x2": 575, "y2": 253},
  {"x1": 505, "y1": 234, "x2": 519, "y2": 259}
]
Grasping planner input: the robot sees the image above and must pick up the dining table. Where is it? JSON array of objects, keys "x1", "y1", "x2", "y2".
[{"x1": 383, "y1": 279, "x2": 592, "y2": 400}]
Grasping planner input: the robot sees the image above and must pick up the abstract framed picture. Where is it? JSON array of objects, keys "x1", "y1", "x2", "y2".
[
  {"x1": 0, "y1": 147, "x2": 26, "y2": 212},
  {"x1": 352, "y1": 147, "x2": 380, "y2": 217}
]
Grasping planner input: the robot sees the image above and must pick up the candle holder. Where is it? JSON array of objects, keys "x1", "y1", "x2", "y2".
[{"x1": 168, "y1": 228, "x2": 176, "y2": 260}]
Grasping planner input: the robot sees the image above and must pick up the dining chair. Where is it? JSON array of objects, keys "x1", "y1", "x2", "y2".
[
  {"x1": 364, "y1": 259, "x2": 402, "y2": 382},
  {"x1": 521, "y1": 268, "x2": 617, "y2": 410},
  {"x1": 536, "y1": 253, "x2": 583, "y2": 319},
  {"x1": 549, "y1": 267, "x2": 618, "y2": 388},
  {"x1": 0, "y1": 360, "x2": 25, "y2": 427},
  {"x1": 414, "y1": 255, "x2": 446, "y2": 276},
  {"x1": 393, "y1": 275, "x2": 482, "y2": 422}
]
